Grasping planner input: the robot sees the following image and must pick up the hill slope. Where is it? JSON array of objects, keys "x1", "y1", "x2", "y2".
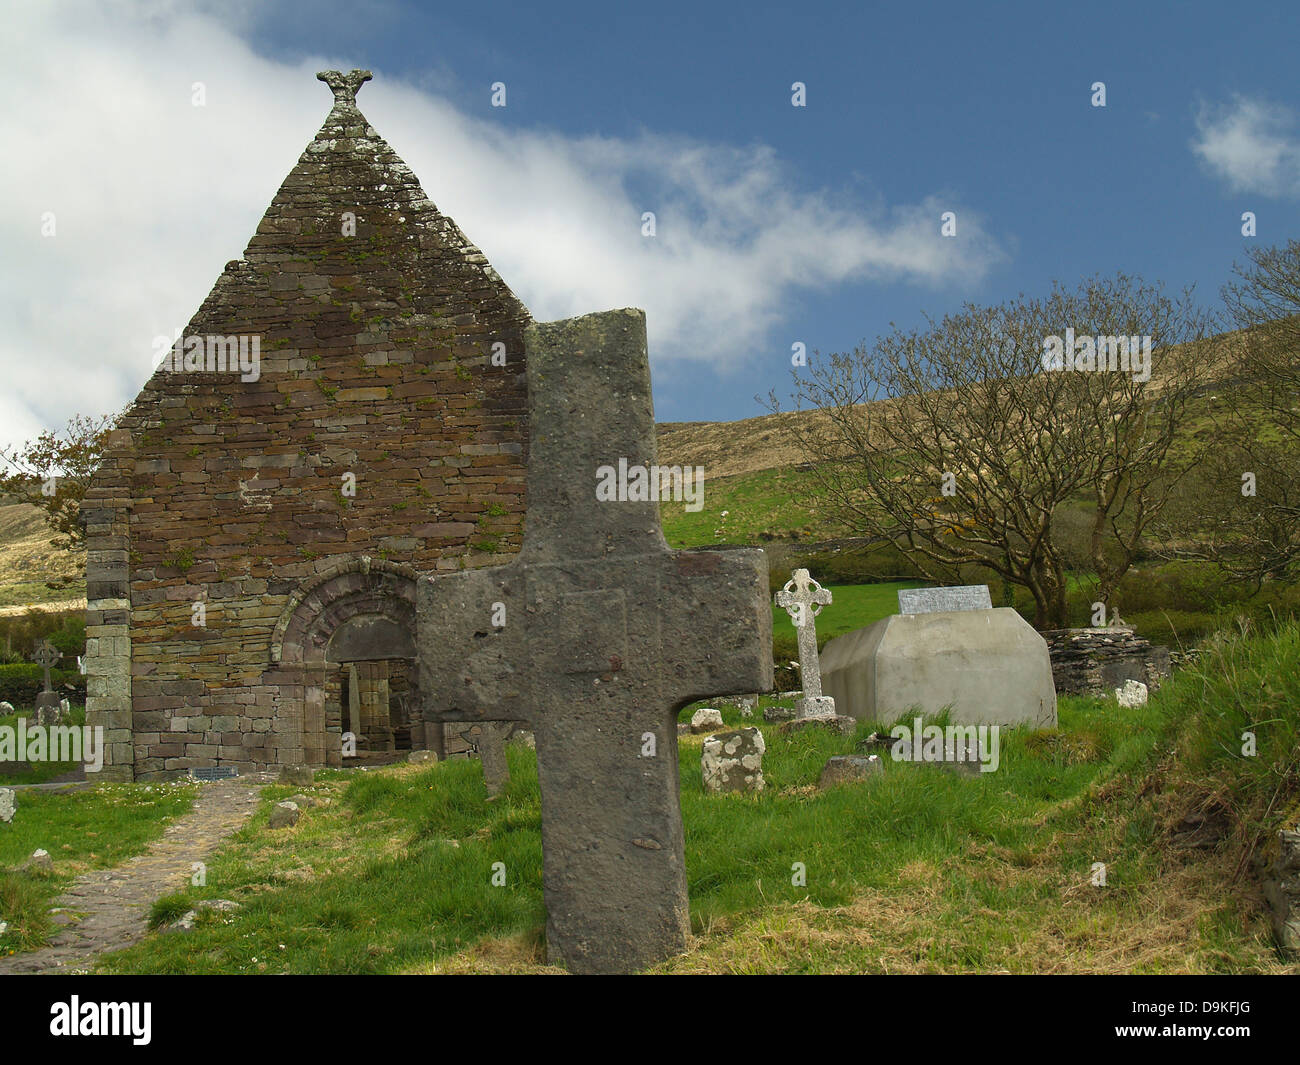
[{"x1": 0, "y1": 500, "x2": 83, "y2": 607}]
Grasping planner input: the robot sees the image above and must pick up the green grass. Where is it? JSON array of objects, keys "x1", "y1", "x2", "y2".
[
  {"x1": 0, "y1": 705, "x2": 88, "y2": 786},
  {"x1": 96, "y1": 763, "x2": 545, "y2": 974},
  {"x1": 0, "y1": 582, "x2": 80, "y2": 608},
  {"x1": 660, "y1": 467, "x2": 847, "y2": 547},
  {"x1": 772, "y1": 581, "x2": 923, "y2": 646},
  {"x1": 88, "y1": 623, "x2": 1300, "y2": 973},
  {"x1": 0, "y1": 781, "x2": 196, "y2": 956}
]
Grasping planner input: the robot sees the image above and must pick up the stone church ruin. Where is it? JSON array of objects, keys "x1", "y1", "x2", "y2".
[{"x1": 82, "y1": 70, "x2": 530, "y2": 781}]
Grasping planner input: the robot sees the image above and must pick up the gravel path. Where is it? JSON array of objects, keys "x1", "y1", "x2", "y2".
[{"x1": 0, "y1": 776, "x2": 267, "y2": 974}]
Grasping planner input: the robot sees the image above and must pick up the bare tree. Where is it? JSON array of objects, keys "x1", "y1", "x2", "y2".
[
  {"x1": 1154, "y1": 242, "x2": 1300, "y2": 585},
  {"x1": 0, "y1": 414, "x2": 116, "y2": 551},
  {"x1": 775, "y1": 275, "x2": 1214, "y2": 628}
]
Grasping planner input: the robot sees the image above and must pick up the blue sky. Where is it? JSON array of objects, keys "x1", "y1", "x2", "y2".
[{"x1": 4, "y1": 0, "x2": 1300, "y2": 447}]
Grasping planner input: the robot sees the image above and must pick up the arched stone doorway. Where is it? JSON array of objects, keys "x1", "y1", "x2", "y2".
[
  {"x1": 328, "y1": 614, "x2": 417, "y2": 755},
  {"x1": 268, "y1": 556, "x2": 421, "y2": 767}
]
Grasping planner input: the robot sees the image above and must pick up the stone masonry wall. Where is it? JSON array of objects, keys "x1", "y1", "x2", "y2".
[
  {"x1": 1041, "y1": 626, "x2": 1173, "y2": 697},
  {"x1": 83, "y1": 73, "x2": 530, "y2": 781},
  {"x1": 81, "y1": 428, "x2": 136, "y2": 782}
]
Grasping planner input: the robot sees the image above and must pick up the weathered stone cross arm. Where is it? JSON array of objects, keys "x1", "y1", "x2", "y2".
[
  {"x1": 316, "y1": 69, "x2": 373, "y2": 107},
  {"x1": 34, "y1": 640, "x2": 59, "y2": 690},
  {"x1": 417, "y1": 308, "x2": 773, "y2": 974},
  {"x1": 775, "y1": 568, "x2": 832, "y2": 625}
]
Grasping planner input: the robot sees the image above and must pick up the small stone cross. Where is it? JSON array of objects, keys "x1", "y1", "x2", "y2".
[
  {"x1": 33, "y1": 641, "x2": 63, "y2": 726},
  {"x1": 317, "y1": 69, "x2": 373, "y2": 108},
  {"x1": 33, "y1": 641, "x2": 58, "y2": 693},
  {"x1": 774, "y1": 569, "x2": 835, "y2": 718},
  {"x1": 417, "y1": 308, "x2": 773, "y2": 974}
]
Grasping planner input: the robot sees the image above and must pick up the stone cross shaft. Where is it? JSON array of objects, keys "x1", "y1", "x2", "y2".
[
  {"x1": 463, "y1": 721, "x2": 513, "y2": 797},
  {"x1": 34, "y1": 641, "x2": 58, "y2": 693},
  {"x1": 417, "y1": 309, "x2": 772, "y2": 975},
  {"x1": 775, "y1": 569, "x2": 834, "y2": 718}
]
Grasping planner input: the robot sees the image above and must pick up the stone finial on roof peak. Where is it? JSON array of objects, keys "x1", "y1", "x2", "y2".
[{"x1": 316, "y1": 69, "x2": 373, "y2": 106}]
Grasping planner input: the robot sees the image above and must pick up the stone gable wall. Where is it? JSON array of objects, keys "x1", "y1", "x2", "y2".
[{"x1": 83, "y1": 86, "x2": 530, "y2": 780}]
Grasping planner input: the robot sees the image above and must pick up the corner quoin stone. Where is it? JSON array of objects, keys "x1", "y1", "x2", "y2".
[{"x1": 416, "y1": 308, "x2": 773, "y2": 974}]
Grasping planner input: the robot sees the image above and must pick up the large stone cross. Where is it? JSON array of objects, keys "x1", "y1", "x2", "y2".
[
  {"x1": 417, "y1": 308, "x2": 772, "y2": 974},
  {"x1": 774, "y1": 568, "x2": 835, "y2": 718}
]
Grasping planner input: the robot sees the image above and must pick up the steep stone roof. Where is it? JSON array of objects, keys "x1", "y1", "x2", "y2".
[
  {"x1": 84, "y1": 68, "x2": 532, "y2": 590},
  {"x1": 232, "y1": 68, "x2": 527, "y2": 321}
]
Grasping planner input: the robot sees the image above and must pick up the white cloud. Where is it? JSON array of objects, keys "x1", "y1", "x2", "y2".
[
  {"x1": 1191, "y1": 94, "x2": 1300, "y2": 198},
  {"x1": 0, "y1": 0, "x2": 1005, "y2": 454}
]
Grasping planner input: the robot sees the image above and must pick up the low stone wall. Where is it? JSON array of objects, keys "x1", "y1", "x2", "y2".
[
  {"x1": 1261, "y1": 803, "x2": 1300, "y2": 956},
  {"x1": 1040, "y1": 627, "x2": 1172, "y2": 697}
]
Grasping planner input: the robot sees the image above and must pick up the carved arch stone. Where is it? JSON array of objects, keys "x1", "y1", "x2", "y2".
[
  {"x1": 271, "y1": 556, "x2": 418, "y2": 665},
  {"x1": 266, "y1": 556, "x2": 421, "y2": 769}
]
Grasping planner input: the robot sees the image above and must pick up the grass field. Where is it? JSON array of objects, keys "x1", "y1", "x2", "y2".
[
  {"x1": 0, "y1": 583, "x2": 80, "y2": 609},
  {"x1": 0, "y1": 781, "x2": 196, "y2": 956},
  {"x1": 0, "y1": 501, "x2": 84, "y2": 608},
  {"x1": 67, "y1": 620, "x2": 1299, "y2": 974},
  {"x1": 771, "y1": 581, "x2": 925, "y2": 645},
  {"x1": 0, "y1": 704, "x2": 88, "y2": 786},
  {"x1": 660, "y1": 466, "x2": 848, "y2": 547}
]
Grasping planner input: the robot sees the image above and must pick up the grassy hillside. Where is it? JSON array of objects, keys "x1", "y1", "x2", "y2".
[
  {"x1": 0, "y1": 499, "x2": 83, "y2": 608},
  {"x1": 0, "y1": 327, "x2": 1276, "y2": 627}
]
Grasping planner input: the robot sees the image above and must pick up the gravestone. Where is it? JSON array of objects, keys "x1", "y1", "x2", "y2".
[
  {"x1": 1115, "y1": 679, "x2": 1148, "y2": 708},
  {"x1": 33, "y1": 642, "x2": 62, "y2": 727},
  {"x1": 701, "y1": 727, "x2": 765, "y2": 794},
  {"x1": 898, "y1": 585, "x2": 992, "y2": 615},
  {"x1": 774, "y1": 569, "x2": 835, "y2": 718},
  {"x1": 1040, "y1": 627, "x2": 1171, "y2": 696},
  {"x1": 417, "y1": 308, "x2": 772, "y2": 974},
  {"x1": 690, "y1": 707, "x2": 724, "y2": 733},
  {"x1": 268, "y1": 801, "x2": 300, "y2": 829},
  {"x1": 819, "y1": 754, "x2": 882, "y2": 788},
  {"x1": 821, "y1": 586, "x2": 1056, "y2": 728},
  {"x1": 279, "y1": 765, "x2": 315, "y2": 786},
  {"x1": 1262, "y1": 806, "x2": 1300, "y2": 955},
  {"x1": 462, "y1": 721, "x2": 514, "y2": 797}
]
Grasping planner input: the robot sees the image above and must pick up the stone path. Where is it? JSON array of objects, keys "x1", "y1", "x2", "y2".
[{"x1": 0, "y1": 776, "x2": 266, "y2": 974}]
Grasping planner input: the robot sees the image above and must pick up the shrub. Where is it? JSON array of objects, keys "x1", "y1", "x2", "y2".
[
  {"x1": 148, "y1": 893, "x2": 194, "y2": 930},
  {"x1": 767, "y1": 539, "x2": 916, "y2": 591},
  {"x1": 1125, "y1": 609, "x2": 1222, "y2": 647},
  {"x1": 772, "y1": 630, "x2": 800, "y2": 690},
  {"x1": 0, "y1": 664, "x2": 85, "y2": 706},
  {"x1": 0, "y1": 609, "x2": 86, "y2": 662}
]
